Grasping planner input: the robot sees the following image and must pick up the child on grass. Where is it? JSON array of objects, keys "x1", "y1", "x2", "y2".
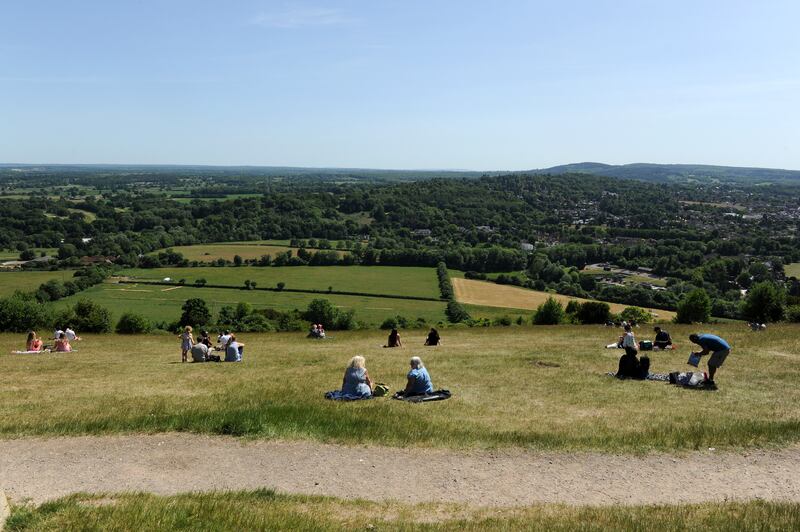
[{"x1": 179, "y1": 325, "x2": 194, "y2": 363}]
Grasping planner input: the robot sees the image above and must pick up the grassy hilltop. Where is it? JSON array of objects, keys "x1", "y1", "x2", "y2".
[{"x1": 2, "y1": 324, "x2": 798, "y2": 452}]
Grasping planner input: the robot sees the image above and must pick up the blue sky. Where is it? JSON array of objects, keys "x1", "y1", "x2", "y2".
[{"x1": 1, "y1": 0, "x2": 799, "y2": 170}]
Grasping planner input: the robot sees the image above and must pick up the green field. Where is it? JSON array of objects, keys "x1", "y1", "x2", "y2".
[
  {"x1": 8, "y1": 492, "x2": 799, "y2": 531},
  {"x1": 157, "y1": 243, "x2": 297, "y2": 262},
  {"x1": 53, "y1": 282, "x2": 449, "y2": 325},
  {"x1": 1, "y1": 324, "x2": 798, "y2": 451},
  {"x1": 0, "y1": 270, "x2": 77, "y2": 297},
  {"x1": 120, "y1": 266, "x2": 441, "y2": 299},
  {"x1": 0, "y1": 248, "x2": 57, "y2": 261},
  {"x1": 787, "y1": 263, "x2": 800, "y2": 279}
]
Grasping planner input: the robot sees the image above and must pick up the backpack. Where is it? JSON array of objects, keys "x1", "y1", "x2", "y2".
[
  {"x1": 639, "y1": 340, "x2": 653, "y2": 351},
  {"x1": 373, "y1": 383, "x2": 390, "y2": 397}
]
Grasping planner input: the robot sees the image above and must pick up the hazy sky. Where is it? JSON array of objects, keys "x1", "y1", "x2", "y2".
[{"x1": 2, "y1": 1, "x2": 799, "y2": 170}]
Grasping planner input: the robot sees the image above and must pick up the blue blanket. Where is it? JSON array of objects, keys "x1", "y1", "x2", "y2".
[{"x1": 324, "y1": 390, "x2": 372, "y2": 401}]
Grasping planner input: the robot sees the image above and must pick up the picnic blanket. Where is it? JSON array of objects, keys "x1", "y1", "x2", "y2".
[
  {"x1": 324, "y1": 390, "x2": 372, "y2": 401},
  {"x1": 10, "y1": 350, "x2": 48, "y2": 355},
  {"x1": 392, "y1": 389, "x2": 451, "y2": 403}
]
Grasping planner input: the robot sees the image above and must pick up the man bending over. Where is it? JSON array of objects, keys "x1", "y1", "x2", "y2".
[{"x1": 689, "y1": 333, "x2": 731, "y2": 386}]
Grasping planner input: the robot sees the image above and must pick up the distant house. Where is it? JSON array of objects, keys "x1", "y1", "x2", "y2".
[
  {"x1": 475, "y1": 225, "x2": 494, "y2": 233},
  {"x1": 520, "y1": 242, "x2": 534, "y2": 252},
  {"x1": 79, "y1": 255, "x2": 115, "y2": 265},
  {"x1": 411, "y1": 229, "x2": 432, "y2": 237}
]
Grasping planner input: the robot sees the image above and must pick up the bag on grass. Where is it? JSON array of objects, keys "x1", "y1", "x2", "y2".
[
  {"x1": 687, "y1": 352, "x2": 701, "y2": 367},
  {"x1": 373, "y1": 383, "x2": 390, "y2": 397},
  {"x1": 639, "y1": 340, "x2": 653, "y2": 351}
]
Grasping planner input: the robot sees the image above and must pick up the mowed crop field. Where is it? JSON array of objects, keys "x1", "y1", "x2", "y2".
[
  {"x1": 155, "y1": 243, "x2": 297, "y2": 262},
  {"x1": 53, "y1": 283, "x2": 449, "y2": 325},
  {"x1": 120, "y1": 266, "x2": 440, "y2": 299},
  {"x1": 786, "y1": 263, "x2": 800, "y2": 278},
  {"x1": 0, "y1": 270, "x2": 78, "y2": 298},
  {"x1": 1, "y1": 324, "x2": 798, "y2": 451},
  {"x1": 452, "y1": 277, "x2": 677, "y2": 321}
]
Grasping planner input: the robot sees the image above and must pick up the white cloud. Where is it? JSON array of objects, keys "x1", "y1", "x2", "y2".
[{"x1": 252, "y1": 7, "x2": 355, "y2": 29}]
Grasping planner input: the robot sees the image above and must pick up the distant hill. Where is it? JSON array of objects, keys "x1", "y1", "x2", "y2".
[{"x1": 533, "y1": 162, "x2": 800, "y2": 184}]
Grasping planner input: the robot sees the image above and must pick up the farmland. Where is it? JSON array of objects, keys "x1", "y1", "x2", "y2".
[
  {"x1": 155, "y1": 243, "x2": 296, "y2": 262},
  {"x1": 0, "y1": 270, "x2": 77, "y2": 298},
  {"x1": 452, "y1": 277, "x2": 677, "y2": 321},
  {"x1": 120, "y1": 266, "x2": 441, "y2": 299},
  {"x1": 787, "y1": 263, "x2": 800, "y2": 279},
  {"x1": 53, "y1": 282, "x2": 450, "y2": 325}
]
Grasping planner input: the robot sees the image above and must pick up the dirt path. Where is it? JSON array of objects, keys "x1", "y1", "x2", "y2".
[{"x1": 1, "y1": 434, "x2": 799, "y2": 506}]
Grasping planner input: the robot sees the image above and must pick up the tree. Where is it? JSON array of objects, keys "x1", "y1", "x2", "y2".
[
  {"x1": 194, "y1": 278, "x2": 207, "y2": 287},
  {"x1": 676, "y1": 288, "x2": 712, "y2": 324},
  {"x1": 233, "y1": 254, "x2": 243, "y2": 266},
  {"x1": 65, "y1": 299, "x2": 112, "y2": 332},
  {"x1": 446, "y1": 301, "x2": 471, "y2": 323},
  {"x1": 116, "y1": 312, "x2": 152, "y2": 334},
  {"x1": 19, "y1": 249, "x2": 36, "y2": 261},
  {"x1": 576, "y1": 301, "x2": 611, "y2": 324},
  {"x1": 0, "y1": 295, "x2": 54, "y2": 332},
  {"x1": 533, "y1": 297, "x2": 565, "y2": 325},
  {"x1": 244, "y1": 280, "x2": 252, "y2": 290},
  {"x1": 276, "y1": 282, "x2": 286, "y2": 291},
  {"x1": 180, "y1": 298, "x2": 211, "y2": 327},
  {"x1": 740, "y1": 281, "x2": 785, "y2": 323},
  {"x1": 303, "y1": 298, "x2": 339, "y2": 328},
  {"x1": 250, "y1": 281, "x2": 257, "y2": 289}
]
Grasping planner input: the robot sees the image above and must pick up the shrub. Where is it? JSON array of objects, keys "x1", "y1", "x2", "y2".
[
  {"x1": 533, "y1": 297, "x2": 565, "y2": 325},
  {"x1": 564, "y1": 300, "x2": 581, "y2": 316},
  {"x1": 620, "y1": 306, "x2": 652, "y2": 324},
  {"x1": 194, "y1": 278, "x2": 207, "y2": 287},
  {"x1": 303, "y1": 298, "x2": 357, "y2": 330},
  {"x1": 66, "y1": 299, "x2": 112, "y2": 333},
  {"x1": 276, "y1": 282, "x2": 286, "y2": 291},
  {"x1": 0, "y1": 295, "x2": 54, "y2": 332},
  {"x1": 180, "y1": 298, "x2": 211, "y2": 327},
  {"x1": 116, "y1": 312, "x2": 152, "y2": 334},
  {"x1": 446, "y1": 301, "x2": 471, "y2": 323},
  {"x1": 740, "y1": 281, "x2": 785, "y2": 323},
  {"x1": 676, "y1": 288, "x2": 712, "y2": 324},
  {"x1": 437, "y1": 262, "x2": 454, "y2": 300},
  {"x1": 576, "y1": 301, "x2": 611, "y2": 324},
  {"x1": 786, "y1": 305, "x2": 800, "y2": 323},
  {"x1": 380, "y1": 315, "x2": 410, "y2": 330}
]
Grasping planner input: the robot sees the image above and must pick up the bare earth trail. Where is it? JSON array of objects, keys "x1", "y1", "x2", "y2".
[{"x1": 1, "y1": 434, "x2": 799, "y2": 506}]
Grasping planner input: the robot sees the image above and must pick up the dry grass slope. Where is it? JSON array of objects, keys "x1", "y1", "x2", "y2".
[{"x1": 452, "y1": 278, "x2": 676, "y2": 321}]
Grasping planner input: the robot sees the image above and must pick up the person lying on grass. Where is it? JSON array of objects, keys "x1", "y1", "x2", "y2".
[
  {"x1": 384, "y1": 328, "x2": 402, "y2": 348},
  {"x1": 689, "y1": 333, "x2": 731, "y2": 386},
  {"x1": 424, "y1": 328, "x2": 441, "y2": 346},
  {"x1": 26, "y1": 330, "x2": 43, "y2": 352},
  {"x1": 397, "y1": 356, "x2": 434, "y2": 396},
  {"x1": 341, "y1": 355, "x2": 373, "y2": 398}
]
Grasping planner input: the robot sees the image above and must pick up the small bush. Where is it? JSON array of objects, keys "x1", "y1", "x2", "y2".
[
  {"x1": 575, "y1": 301, "x2": 611, "y2": 324},
  {"x1": 533, "y1": 297, "x2": 565, "y2": 325},
  {"x1": 740, "y1": 281, "x2": 785, "y2": 323},
  {"x1": 116, "y1": 313, "x2": 152, "y2": 334},
  {"x1": 620, "y1": 306, "x2": 652, "y2": 324},
  {"x1": 446, "y1": 301, "x2": 471, "y2": 323},
  {"x1": 70, "y1": 299, "x2": 112, "y2": 333},
  {"x1": 786, "y1": 305, "x2": 800, "y2": 323}
]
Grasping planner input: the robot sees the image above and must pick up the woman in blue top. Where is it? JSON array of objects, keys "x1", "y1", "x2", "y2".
[
  {"x1": 404, "y1": 356, "x2": 434, "y2": 396},
  {"x1": 342, "y1": 355, "x2": 373, "y2": 397}
]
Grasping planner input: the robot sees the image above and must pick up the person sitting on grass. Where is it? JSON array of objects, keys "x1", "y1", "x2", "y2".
[
  {"x1": 653, "y1": 326, "x2": 673, "y2": 349},
  {"x1": 399, "y1": 356, "x2": 434, "y2": 396},
  {"x1": 385, "y1": 328, "x2": 402, "y2": 348},
  {"x1": 199, "y1": 329, "x2": 213, "y2": 350},
  {"x1": 178, "y1": 325, "x2": 194, "y2": 363},
  {"x1": 26, "y1": 330, "x2": 43, "y2": 352},
  {"x1": 341, "y1": 355, "x2": 373, "y2": 398},
  {"x1": 190, "y1": 338, "x2": 209, "y2": 363},
  {"x1": 424, "y1": 328, "x2": 441, "y2": 346},
  {"x1": 65, "y1": 326, "x2": 81, "y2": 342},
  {"x1": 689, "y1": 333, "x2": 731, "y2": 387},
  {"x1": 615, "y1": 325, "x2": 641, "y2": 379},
  {"x1": 218, "y1": 329, "x2": 232, "y2": 349},
  {"x1": 54, "y1": 332, "x2": 72, "y2": 352},
  {"x1": 225, "y1": 334, "x2": 245, "y2": 362}
]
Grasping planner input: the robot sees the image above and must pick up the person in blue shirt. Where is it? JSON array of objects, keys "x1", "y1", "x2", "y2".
[
  {"x1": 689, "y1": 333, "x2": 731, "y2": 384},
  {"x1": 404, "y1": 356, "x2": 434, "y2": 395},
  {"x1": 341, "y1": 355, "x2": 373, "y2": 397}
]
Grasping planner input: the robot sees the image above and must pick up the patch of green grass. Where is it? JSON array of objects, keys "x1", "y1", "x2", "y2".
[
  {"x1": 786, "y1": 263, "x2": 800, "y2": 279},
  {"x1": 1, "y1": 325, "x2": 799, "y2": 451},
  {"x1": 52, "y1": 282, "x2": 448, "y2": 325},
  {"x1": 0, "y1": 270, "x2": 76, "y2": 297},
  {"x1": 157, "y1": 243, "x2": 297, "y2": 262},
  {"x1": 119, "y1": 266, "x2": 441, "y2": 299},
  {"x1": 7, "y1": 492, "x2": 800, "y2": 531}
]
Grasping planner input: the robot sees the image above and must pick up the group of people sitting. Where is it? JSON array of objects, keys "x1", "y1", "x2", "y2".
[
  {"x1": 24, "y1": 327, "x2": 80, "y2": 353},
  {"x1": 608, "y1": 325, "x2": 673, "y2": 351},
  {"x1": 339, "y1": 355, "x2": 434, "y2": 399},
  {"x1": 384, "y1": 327, "x2": 441, "y2": 348},
  {"x1": 308, "y1": 323, "x2": 326, "y2": 339},
  {"x1": 180, "y1": 326, "x2": 245, "y2": 363},
  {"x1": 614, "y1": 326, "x2": 731, "y2": 388}
]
